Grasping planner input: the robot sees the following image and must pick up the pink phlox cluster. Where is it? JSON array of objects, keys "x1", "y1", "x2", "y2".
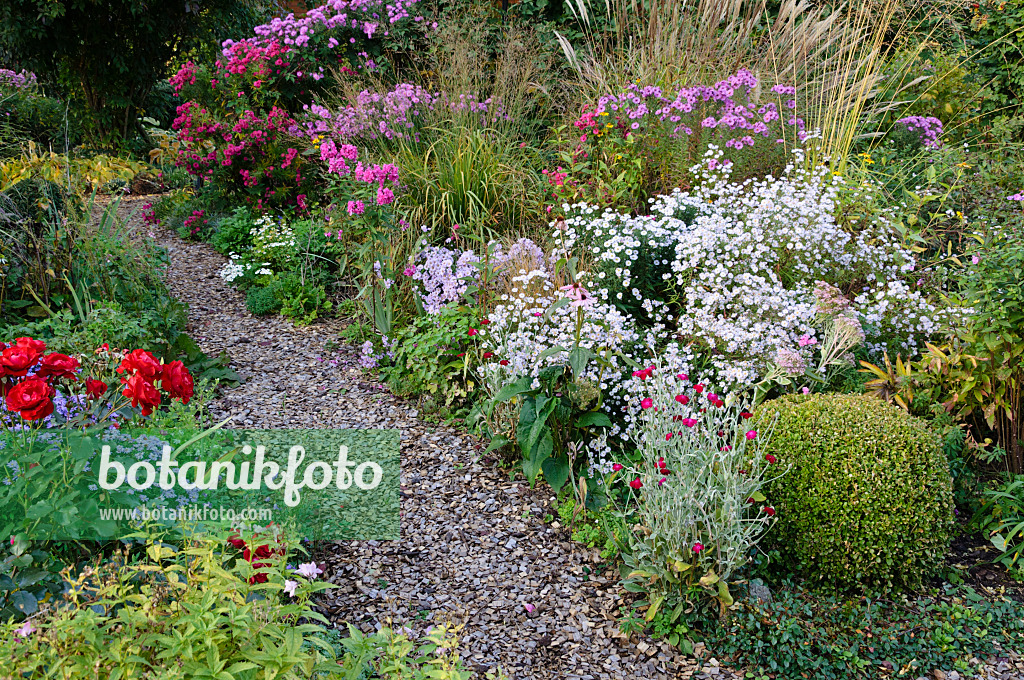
[
  {"x1": 299, "y1": 82, "x2": 511, "y2": 142},
  {"x1": 577, "y1": 70, "x2": 806, "y2": 148},
  {"x1": 225, "y1": 0, "x2": 421, "y2": 53}
]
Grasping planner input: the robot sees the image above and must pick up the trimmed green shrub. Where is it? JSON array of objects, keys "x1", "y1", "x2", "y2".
[
  {"x1": 246, "y1": 284, "x2": 281, "y2": 317},
  {"x1": 756, "y1": 393, "x2": 954, "y2": 591}
]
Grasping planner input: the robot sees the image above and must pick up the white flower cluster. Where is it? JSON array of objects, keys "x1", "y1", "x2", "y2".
[
  {"x1": 554, "y1": 152, "x2": 950, "y2": 378},
  {"x1": 218, "y1": 254, "x2": 268, "y2": 283},
  {"x1": 250, "y1": 215, "x2": 296, "y2": 270},
  {"x1": 475, "y1": 269, "x2": 641, "y2": 408}
]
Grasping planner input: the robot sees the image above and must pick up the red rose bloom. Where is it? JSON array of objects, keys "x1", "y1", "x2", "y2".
[
  {"x1": 0, "y1": 345, "x2": 42, "y2": 378},
  {"x1": 121, "y1": 373, "x2": 161, "y2": 416},
  {"x1": 37, "y1": 353, "x2": 80, "y2": 380},
  {"x1": 15, "y1": 337, "x2": 46, "y2": 354},
  {"x1": 117, "y1": 349, "x2": 162, "y2": 381},
  {"x1": 160, "y1": 360, "x2": 194, "y2": 404},
  {"x1": 5, "y1": 377, "x2": 55, "y2": 421},
  {"x1": 85, "y1": 378, "x2": 108, "y2": 400}
]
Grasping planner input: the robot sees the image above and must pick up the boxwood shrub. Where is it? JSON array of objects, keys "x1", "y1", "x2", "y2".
[{"x1": 756, "y1": 393, "x2": 954, "y2": 591}]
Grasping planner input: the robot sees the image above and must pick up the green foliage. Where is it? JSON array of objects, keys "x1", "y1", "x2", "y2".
[
  {"x1": 970, "y1": 0, "x2": 1024, "y2": 120},
  {"x1": 972, "y1": 475, "x2": 1024, "y2": 569},
  {"x1": 0, "y1": 87, "x2": 78, "y2": 151},
  {"x1": 0, "y1": 0, "x2": 251, "y2": 143},
  {"x1": 953, "y1": 229, "x2": 1024, "y2": 473},
  {"x1": 557, "y1": 496, "x2": 621, "y2": 559},
  {"x1": 491, "y1": 362, "x2": 611, "y2": 494},
  {"x1": 247, "y1": 284, "x2": 283, "y2": 317},
  {"x1": 212, "y1": 205, "x2": 256, "y2": 256},
  {"x1": 713, "y1": 583, "x2": 1024, "y2": 680},
  {"x1": 757, "y1": 393, "x2": 955, "y2": 591},
  {"x1": 0, "y1": 531, "x2": 342, "y2": 678},
  {"x1": 385, "y1": 302, "x2": 484, "y2": 407}
]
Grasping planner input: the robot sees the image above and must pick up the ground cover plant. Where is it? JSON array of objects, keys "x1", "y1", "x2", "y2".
[{"x1": 4, "y1": 0, "x2": 1024, "y2": 676}]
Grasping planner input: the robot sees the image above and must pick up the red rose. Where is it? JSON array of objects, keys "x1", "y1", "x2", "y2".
[
  {"x1": 37, "y1": 353, "x2": 80, "y2": 380},
  {"x1": 160, "y1": 361, "x2": 194, "y2": 404},
  {"x1": 227, "y1": 534, "x2": 246, "y2": 550},
  {"x1": 0, "y1": 345, "x2": 42, "y2": 378},
  {"x1": 5, "y1": 377, "x2": 54, "y2": 421},
  {"x1": 85, "y1": 378, "x2": 108, "y2": 400},
  {"x1": 15, "y1": 337, "x2": 46, "y2": 354},
  {"x1": 117, "y1": 349, "x2": 162, "y2": 381},
  {"x1": 121, "y1": 373, "x2": 161, "y2": 416}
]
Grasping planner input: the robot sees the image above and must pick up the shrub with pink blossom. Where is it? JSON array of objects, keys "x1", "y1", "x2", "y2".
[{"x1": 167, "y1": 0, "x2": 422, "y2": 210}]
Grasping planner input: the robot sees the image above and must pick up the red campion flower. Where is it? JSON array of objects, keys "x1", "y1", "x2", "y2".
[
  {"x1": 121, "y1": 373, "x2": 161, "y2": 416},
  {"x1": 160, "y1": 360, "x2": 194, "y2": 404},
  {"x1": 675, "y1": 394, "x2": 689, "y2": 405},
  {"x1": 629, "y1": 478, "x2": 643, "y2": 490},
  {"x1": 85, "y1": 378, "x2": 108, "y2": 400},
  {"x1": 5, "y1": 377, "x2": 54, "y2": 421},
  {"x1": 763, "y1": 506, "x2": 776, "y2": 517},
  {"x1": 765, "y1": 453, "x2": 777, "y2": 464},
  {"x1": 117, "y1": 349, "x2": 162, "y2": 381},
  {"x1": 37, "y1": 353, "x2": 80, "y2": 380}
]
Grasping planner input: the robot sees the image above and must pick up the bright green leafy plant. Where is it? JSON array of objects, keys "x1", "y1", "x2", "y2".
[{"x1": 757, "y1": 393, "x2": 955, "y2": 591}]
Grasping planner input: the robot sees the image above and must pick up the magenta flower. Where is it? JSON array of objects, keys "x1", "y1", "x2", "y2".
[
  {"x1": 692, "y1": 542, "x2": 704, "y2": 553},
  {"x1": 745, "y1": 430, "x2": 757, "y2": 440},
  {"x1": 641, "y1": 398, "x2": 654, "y2": 409}
]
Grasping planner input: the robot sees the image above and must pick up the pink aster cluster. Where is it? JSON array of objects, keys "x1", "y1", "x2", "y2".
[
  {"x1": 894, "y1": 115, "x2": 943, "y2": 150},
  {"x1": 575, "y1": 70, "x2": 805, "y2": 148}
]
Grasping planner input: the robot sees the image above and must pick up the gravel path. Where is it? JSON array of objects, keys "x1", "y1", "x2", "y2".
[
  {"x1": 137, "y1": 198, "x2": 703, "y2": 680},
  {"x1": 127, "y1": 195, "x2": 1023, "y2": 680}
]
